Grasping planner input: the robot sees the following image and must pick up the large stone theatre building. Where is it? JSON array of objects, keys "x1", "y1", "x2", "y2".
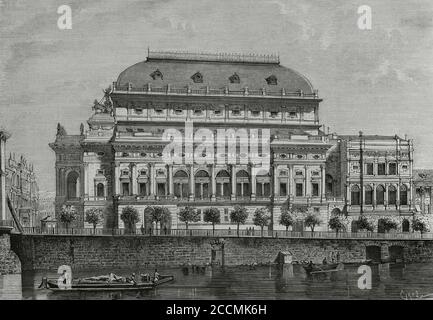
[{"x1": 49, "y1": 50, "x2": 415, "y2": 232}]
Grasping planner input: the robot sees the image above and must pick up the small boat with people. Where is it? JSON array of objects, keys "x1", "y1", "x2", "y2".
[
  {"x1": 302, "y1": 260, "x2": 344, "y2": 275},
  {"x1": 39, "y1": 270, "x2": 174, "y2": 292}
]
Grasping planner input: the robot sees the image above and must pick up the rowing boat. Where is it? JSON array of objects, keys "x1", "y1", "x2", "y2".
[
  {"x1": 302, "y1": 263, "x2": 344, "y2": 275},
  {"x1": 39, "y1": 275, "x2": 174, "y2": 292}
]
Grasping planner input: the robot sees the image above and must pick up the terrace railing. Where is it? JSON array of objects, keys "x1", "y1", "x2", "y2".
[{"x1": 21, "y1": 227, "x2": 433, "y2": 240}]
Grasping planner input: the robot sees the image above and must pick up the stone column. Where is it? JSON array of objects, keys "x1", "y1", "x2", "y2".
[
  {"x1": 250, "y1": 165, "x2": 256, "y2": 201},
  {"x1": 231, "y1": 165, "x2": 236, "y2": 200},
  {"x1": 384, "y1": 184, "x2": 389, "y2": 208},
  {"x1": 150, "y1": 164, "x2": 155, "y2": 197},
  {"x1": 168, "y1": 165, "x2": 174, "y2": 196},
  {"x1": 396, "y1": 184, "x2": 400, "y2": 209},
  {"x1": 114, "y1": 163, "x2": 121, "y2": 196},
  {"x1": 189, "y1": 164, "x2": 194, "y2": 201},
  {"x1": 0, "y1": 131, "x2": 10, "y2": 221},
  {"x1": 211, "y1": 164, "x2": 216, "y2": 201},
  {"x1": 346, "y1": 184, "x2": 351, "y2": 205},
  {"x1": 84, "y1": 163, "x2": 89, "y2": 198},
  {"x1": 304, "y1": 165, "x2": 309, "y2": 196},
  {"x1": 373, "y1": 183, "x2": 377, "y2": 207},
  {"x1": 273, "y1": 165, "x2": 279, "y2": 199},
  {"x1": 289, "y1": 165, "x2": 293, "y2": 201},
  {"x1": 320, "y1": 164, "x2": 326, "y2": 202},
  {"x1": 131, "y1": 163, "x2": 137, "y2": 195}
]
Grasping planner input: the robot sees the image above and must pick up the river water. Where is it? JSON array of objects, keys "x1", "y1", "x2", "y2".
[{"x1": 1, "y1": 262, "x2": 433, "y2": 300}]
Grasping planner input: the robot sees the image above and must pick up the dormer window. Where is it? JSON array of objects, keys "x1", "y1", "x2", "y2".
[
  {"x1": 191, "y1": 72, "x2": 203, "y2": 83},
  {"x1": 229, "y1": 73, "x2": 240, "y2": 84},
  {"x1": 97, "y1": 152, "x2": 105, "y2": 157},
  {"x1": 135, "y1": 108, "x2": 143, "y2": 114},
  {"x1": 289, "y1": 111, "x2": 297, "y2": 118},
  {"x1": 265, "y1": 75, "x2": 278, "y2": 85},
  {"x1": 140, "y1": 152, "x2": 147, "y2": 157},
  {"x1": 121, "y1": 170, "x2": 129, "y2": 176},
  {"x1": 150, "y1": 69, "x2": 163, "y2": 80},
  {"x1": 194, "y1": 109, "x2": 203, "y2": 116},
  {"x1": 232, "y1": 109, "x2": 241, "y2": 116},
  {"x1": 122, "y1": 152, "x2": 129, "y2": 157},
  {"x1": 214, "y1": 110, "x2": 222, "y2": 116},
  {"x1": 154, "y1": 109, "x2": 163, "y2": 115},
  {"x1": 174, "y1": 109, "x2": 183, "y2": 115},
  {"x1": 251, "y1": 110, "x2": 260, "y2": 117},
  {"x1": 270, "y1": 111, "x2": 279, "y2": 118}
]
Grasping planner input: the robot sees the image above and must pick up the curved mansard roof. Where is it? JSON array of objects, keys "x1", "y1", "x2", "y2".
[{"x1": 116, "y1": 51, "x2": 315, "y2": 94}]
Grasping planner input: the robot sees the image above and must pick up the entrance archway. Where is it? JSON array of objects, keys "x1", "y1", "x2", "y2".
[{"x1": 66, "y1": 171, "x2": 79, "y2": 199}]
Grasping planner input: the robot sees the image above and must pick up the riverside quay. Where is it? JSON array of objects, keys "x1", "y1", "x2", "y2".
[{"x1": 42, "y1": 50, "x2": 425, "y2": 235}]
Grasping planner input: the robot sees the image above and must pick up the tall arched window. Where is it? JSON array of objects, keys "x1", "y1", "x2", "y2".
[
  {"x1": 388, "y1": 185, "x2": 397, "y2": 205},
  {"x1": 96, "y1": 183, "x2": 105, "y2": 197},
  {"x1": 376, "y1": 185, "x2": 385, "y2": 205},
  {"x1": 402, "y1": 219, "x2": 410, "y2": 232},
  {"x1": 173, "y1": 170, "x2": 189, "y2": 199},
  {"x1": 400, "y1": 185, "x2": 408, "y2": 205},
  {"x1": 351, "y1": 185, "x2": 360, "y2": 205},
  {"x1": 195, "y1": 170, "x2": 210, "y2": 199},
  {"x1": 216, "y1": 170, "x2": 230, "y2": 198},
  {"x1": 365, "y1": 185, "x2": 373, "y2": 205},
  {"x1": 236, "y1": 170, "x2": 250, "y2": 197},
  {"x1": 66, "y1": 171, "x2": 79, "y2": 199},
  {"x1": 256, "y1": 171, "x2": 271, "y2": 197},
  {"x1": 326, "y1": 174, "x2": 334, "y2": 195}
]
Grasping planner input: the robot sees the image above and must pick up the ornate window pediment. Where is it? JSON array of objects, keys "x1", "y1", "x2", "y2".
[
  {"x1": 150, "y1": 69, "x2": 163, "y2": 80},
  {"x1": 191, "y1": 72, "x2": 203, "y2": 83},
  {"x1": 265, "y1": 75, "x2": 278, "y2": 85},
  {"x1": 229, "y1": 72, "x2": 240, "y2": 84}
]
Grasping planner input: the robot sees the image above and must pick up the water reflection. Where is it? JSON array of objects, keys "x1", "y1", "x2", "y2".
[{"x1": 1, "y1": 262, "x2": 433, "y2": 300}]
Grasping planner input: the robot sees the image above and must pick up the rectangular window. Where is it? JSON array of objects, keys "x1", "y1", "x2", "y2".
[
  {"x1": 157, "y1": 183, "x2": 166, "y2": 196},
  {"x1": 389, "y1": 163, "x2": 397, "y2": 175},
  {"x1": 122, "y1": 183, "x2": 129, "y2": 196},
  {"x1": 279, "y1": 183, "x2": 287, "y2": 196},
  {"x1": 232, "y1": 110, "x2": 240, "y2": 116},
  {"x1": 139, "y1": 183, "x2": 147, "y2": 196},
  {"x1": 289, "y1": 112, "x2": 297, "y2": 118},
  {"x1": 366, "y1": 163, "x2": 374, "y2": 175},
  {"x1": 296, "y1": 183, "x2": 303, "y2": 197},
  {"x1": 270, "y1": 111, "x2": 279, "y2": 118},
  {"x1": 224, "y1": 208, "x2": 229, "y2": 222},
  {"x1": 312, "y1": 183, "x2": 319, "y2": 197},
  {"x1": 378, "y1": 163, "x2": 386, "y2": 175}
]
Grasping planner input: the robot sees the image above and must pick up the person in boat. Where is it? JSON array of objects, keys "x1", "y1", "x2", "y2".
[
  {"x1": 153, "y1": 269, "x2": 160, "y2": 283},
  {"x1": 140, "y1": 273, "x2": 150, "y2": 282},
  {"x1": 322, "y1": 257, "x2": 328, "y2": 265},
  {"x1": 308, "y1": 260, "x2": 314, "y2": 267},
  {"x1": 108, "y1": 273, "x2": 123, "y2": 283}
]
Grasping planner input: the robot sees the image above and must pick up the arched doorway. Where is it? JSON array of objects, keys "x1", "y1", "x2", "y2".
[
  {"x1": 376, "y1": 185, "x2": 385, "y2": 205},
  {"x1": 378, "y1": 218, "x2": 386, "y2": 233},
  {"x1": 402, "y1": 219, "x2": 410, "y2": 232},
  {"x1": 66, "y1": 171, "x2": 79, "y2": 199},
  {"x1": 351, "y1": 220, "x2": 358, "y2": 233},
  {"x1": 389, "y1": 246, "x2": 404, "y2": 262}
]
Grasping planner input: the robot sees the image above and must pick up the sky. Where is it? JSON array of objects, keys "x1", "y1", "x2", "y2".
[{"x1": 0, "y1": 0, "x2": 432, "y2": 193}]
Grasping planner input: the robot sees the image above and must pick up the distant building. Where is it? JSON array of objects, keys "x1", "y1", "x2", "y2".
[{"x1": 5, "y1": 153, "x2": 39, "y2": 227}]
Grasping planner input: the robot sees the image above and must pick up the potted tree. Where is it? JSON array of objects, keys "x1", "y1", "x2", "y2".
[
  {"x1": 253, "y1": 207, "x2": 271, "y2": 237},
  {"x1": 58, "y1": 205, "x2": 77, "y2": 232},
  {"x1": 379, "y1": 218, "x2": 398, "y2": 233},
  {"x1": 328, "y1": 216, "x2": 346, "y2": 236},
  {"x1": 120, "y1": 206, "x2": 140, "y2": 234},
  {"x1": 85, "y1": 208, "x2": 103, "y2": 234},
  {"x1": 150, "y1": 206, "x2": 171, "y2": 234},
  {"x1": 305, "y1": 213, "x2": 321, "y2": 234},
  {"x1": 279, "y1": 209, "x2": 294, "y2": 236},
  {"x1": 203, "y1": 207, "x2": 221, "y2": 235},
  {"x1": 230, "y1": 205, "x2": 248, "y2": 237},
  {"x1": 413, "y1": 216, "x2": 430, "y2": 235},
  {"x1": 178, "y1": 206, "x2": 200, "y2": 231},
  {"x1": 355, "y1": 216, "x2": 374, "y2": 233}
]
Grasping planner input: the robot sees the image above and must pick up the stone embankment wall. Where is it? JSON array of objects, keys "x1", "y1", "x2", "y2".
[{"x1": 0, "y1": 233, "x2": 21, "y2": 274}]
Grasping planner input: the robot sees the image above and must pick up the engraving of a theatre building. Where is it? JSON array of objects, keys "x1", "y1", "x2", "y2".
[{"x1": 49, "y1": 50, "x2": 416, "y2": 233}]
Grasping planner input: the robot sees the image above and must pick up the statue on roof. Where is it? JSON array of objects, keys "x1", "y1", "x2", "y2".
[
  {"x1": 92, "y1": 86, "x2": 113, "y2": 115},
  {"x1": 80, "y1": 123, "x2": 84, "y2": 136},
  {"x1": 56, "y1": 123, "x2": 67, "y2": 136}
]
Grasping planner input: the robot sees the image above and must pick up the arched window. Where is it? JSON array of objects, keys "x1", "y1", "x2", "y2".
[
  {"x1": 256, "y1": 171, "x2": 271, "y2": 197},
  {"x1": 236, "y1": 170, "x2": 250, "y2": 197},
  {"x1": 326, "y1": 174, "x2": 334, "y2": 195},
  {"x1": 376, "y1": 185, "x2": 385, "y2": 205},
  {"x1": 388, "y1": 185, "x2": 397, "y2": 205},
  {"x1": 216, "y1": 170, "x2": 231, "y2": 198},
  {"x1": 174, "y1": 170, "x2": 189, "y2": 199},
  {"x1": 351, "y1": 185, "x2": 360, "y2": 205},
  {"x1": 400, "y1": 185, "x2": 408, "y2": 205},
  {"x1": 365, "y1": 185, "x2": 373, "y2": 205},
  {"x1": 66, "y1": 171, "x2": 79, "y2": 199},
  {"x1": 195, "y1": 170, "x2": 210, "y2": 199},
  {"x1": 96, "y1": 183, "x2": 105, "y2": 197}
]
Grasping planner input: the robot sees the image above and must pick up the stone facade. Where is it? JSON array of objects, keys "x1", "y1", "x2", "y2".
[
  {"x1": 10, "y1": 234, "x2": 433, "y2": 271},
  {"x1": 0, "y1": 233, "x2": 21, "y2": 275}
]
